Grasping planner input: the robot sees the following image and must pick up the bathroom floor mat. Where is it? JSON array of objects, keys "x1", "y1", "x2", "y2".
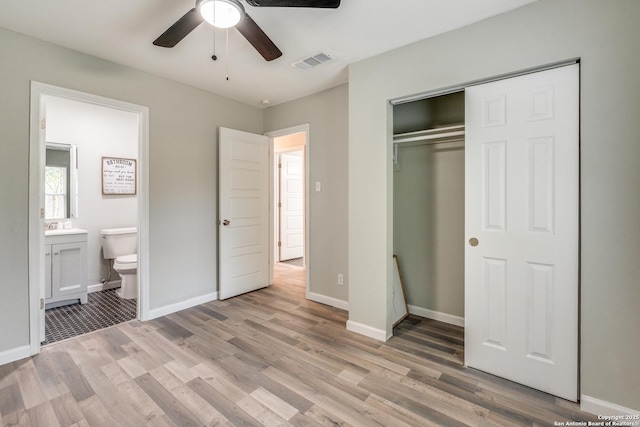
[{"x1": 43, "y1": 289, "x2": 136, "y2": 345}]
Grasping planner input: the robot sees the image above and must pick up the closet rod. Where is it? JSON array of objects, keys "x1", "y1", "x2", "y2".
[
  {"x1": 393, "y1": 124, "x2": 464, "y2": 145},
  {"x1": 395, "y1": 136, "x2": 464, "y2": 147}
]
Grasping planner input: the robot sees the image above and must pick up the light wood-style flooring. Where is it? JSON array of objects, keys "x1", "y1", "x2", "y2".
[{"x1": 1, "y1": 263, "x2": 598, "y2": 426}]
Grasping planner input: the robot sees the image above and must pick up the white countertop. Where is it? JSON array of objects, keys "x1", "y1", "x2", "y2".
[{"x1": 45, "y1": 228, "x2": 88, "y2": 236}]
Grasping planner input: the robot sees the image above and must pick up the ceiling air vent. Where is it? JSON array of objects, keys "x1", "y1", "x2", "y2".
[{"x1": 292, "y1": 52, "x2": 333, "y2": 71}]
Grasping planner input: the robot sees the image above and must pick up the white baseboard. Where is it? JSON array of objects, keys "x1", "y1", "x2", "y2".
[
  {"x1": 581, "y1": 395, "x2": 640, "y2": 417},
  {"x1": 307, "y1": 291, "x2": 349, "y2": 311},
  {"x1": 346, "y1": 320, "x2": 389, "y2": 342},
  {"x1": 0, "y1": 345, "x2": 31, "y2": 366},
  {"x1": 87, "y1": 280, "x2": 121, "y2": 293},
  {"x1": 408, "y1": 305, "x2": 464, "y2": 327},
  {"x1": 148, "y1": 291, "x2": 218, "y2": 320}
]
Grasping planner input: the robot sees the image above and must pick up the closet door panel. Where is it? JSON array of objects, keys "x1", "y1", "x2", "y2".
[{"x1": 464, "y1": 64, "x2": 579, "y2": 401}]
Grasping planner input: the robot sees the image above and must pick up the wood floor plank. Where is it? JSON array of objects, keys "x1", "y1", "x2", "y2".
[
  {"x1": 187, "y1": 377, "x2": 263, "y2": 427},
  {"x1": 235, "y1": 394, "x2": 287, "y2": 426},
  {"x1": 79, "y1": 362, "x2": 150, "y2": 427},
  {"x1": 16, "y1": 362, "x2": 49, "y2": 410},
  {"x1": 26, "y1": 401, "x2": 61, "y2": 427},
  {"x1": 0, "y1": 381, "x2": 26, "y2": 416},
  {"x1": 91, "y1": 325, "x2": 132, "y2": 360},
  {"x1": 48, "y1": 392, "x2": 86, "y2": 427},
  {"x1": 114, "y1": 378, "x2": 164, "y2": 424},
  {"x1": 134, "y1": 373, "x2": 202, "y2": 427},
  {"x1": 31, "y1": 353, "x2": 71, "y2": 401},
  {"x1": 119, "y1": 323, "x2": 199, "y2": 369},
  {"x1": 249, "y1": 386, "x2": 298, "y2": 421},
  {"x1": 286, "y1": 411, "x2": 326, "y2": 427},
  {"x1": 262, "y1": 363, "x2": 395, "y2": 427},
  {"x1": 149, "y1": 317, "x2": 194, "y2": 341},
  {"x1": 301, "y1": 404, "x2": 351, "y2": 427},
  {"x1": 76, "y1": 395, "x2": 118, "y2": 427},
  {"x1": 2, "y1": 408, "x2": 31, "y2": 427},
  {"x1": 47, "y1": 351, "x2": 94, "y2": 403}
]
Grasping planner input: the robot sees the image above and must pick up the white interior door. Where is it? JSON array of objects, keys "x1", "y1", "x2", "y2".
[
  {"x1": 464, "y1": 64, "x2": 579, "y2": 401},
  {"x1": 219, "y1": 127, "x2": 270, "y2": 300},
  {"x1": 279, "y1": 152, "x2": 304, "y2": 261}
]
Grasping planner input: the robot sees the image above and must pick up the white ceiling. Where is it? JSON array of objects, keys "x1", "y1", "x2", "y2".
[{"x1": 0, "y1": 0, "x2": 536, "y2": 107}]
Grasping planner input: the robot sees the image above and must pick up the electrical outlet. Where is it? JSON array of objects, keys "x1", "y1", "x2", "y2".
[{"x1": 337, "y1": 274, "x2": 344, "y2": 285}]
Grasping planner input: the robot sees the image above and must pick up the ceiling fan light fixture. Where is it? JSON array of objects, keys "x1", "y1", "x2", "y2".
[{"x1": 198, "y1": 0, "x2": 245, "y2": 29}]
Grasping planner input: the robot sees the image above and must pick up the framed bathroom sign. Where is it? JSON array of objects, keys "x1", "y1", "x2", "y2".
[{"x1": 102, "y1": 157, "x2": 137, "y2": 195}]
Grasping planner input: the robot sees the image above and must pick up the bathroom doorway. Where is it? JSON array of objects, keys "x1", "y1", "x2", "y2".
[
  {"x1": 28, "y1": 82, "x2": 149, "y2": 353},
  {"x1": 266, "y1": 125, "x2": 308, "y2": 292}
]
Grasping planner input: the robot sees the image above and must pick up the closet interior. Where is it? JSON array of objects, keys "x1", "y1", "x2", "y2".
[{"x1": 392, "y1": 91, "x2": 465, "y2": 324}]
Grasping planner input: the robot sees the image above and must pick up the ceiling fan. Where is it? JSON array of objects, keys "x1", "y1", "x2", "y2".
[{"x1": 153, "y1": 0, "x2": 341, "y2": 61}]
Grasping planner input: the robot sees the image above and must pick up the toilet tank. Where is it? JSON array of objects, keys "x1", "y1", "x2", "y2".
[{"x1": 101, "y1": 227, "x2": 137, "y2": 259}]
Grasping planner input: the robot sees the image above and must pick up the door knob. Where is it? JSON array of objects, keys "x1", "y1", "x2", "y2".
[
  {"x1": 222, "y1": 219, "x2": 230, "y2": 226},
  {"x1": 469, "y1": 237, "x2": 479, "y2": 247}
]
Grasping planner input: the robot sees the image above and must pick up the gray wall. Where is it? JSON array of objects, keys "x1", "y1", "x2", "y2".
[
  {"x1": 393, "y1": 143, "x2": 465, "y2": 318},
  {"x1": 0, "y1": 28, "x2": 262, "y2": 352},
  {"x1": 349, "y1": 0, "x2": 640, "y2": 410},
  {"x1": 264, "y1": 85, "x2": 349, "y2": 304}
]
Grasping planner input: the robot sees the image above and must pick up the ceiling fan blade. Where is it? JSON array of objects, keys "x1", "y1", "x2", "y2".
[
  {"x1": 245, "y1": 0, "x2": 340, "y2": 8},
  {"x1": 235, "y1": 14, "x2": 283, "y2": 61},
  {"x1": 153, "y1": 8, "x2": 203, "y2": 48}
]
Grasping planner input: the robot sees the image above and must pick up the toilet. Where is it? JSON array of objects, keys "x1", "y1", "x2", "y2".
[{"x1": 101, "y1": 227, "x2": 137, "y2": 299}]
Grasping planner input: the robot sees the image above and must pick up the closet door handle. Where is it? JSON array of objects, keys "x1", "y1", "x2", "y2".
[
  {"x1": 222, "y1": 219, "x2": 230, "y2": 226},
  {"x1": 469, "y1": 237, "x2": 479, "y2": 247}
]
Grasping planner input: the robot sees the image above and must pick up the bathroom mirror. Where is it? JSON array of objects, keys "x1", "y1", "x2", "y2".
[{"x1": 45, "y1": 142, "x2": 78, "y2": 220}]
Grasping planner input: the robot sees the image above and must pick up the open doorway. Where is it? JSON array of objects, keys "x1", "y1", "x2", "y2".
[
  {"x1": 28, "y1": 82, "x2": 149, "y2": 354},
  {"x1": 267, "y1": 126, "x2": 308, "y2": 292}
]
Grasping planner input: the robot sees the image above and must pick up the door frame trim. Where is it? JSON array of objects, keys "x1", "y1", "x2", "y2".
[
  {"x1": 28, "y1": 82, "x2": 150, "y2": 354},
  {"x1": 265, "y1": 124, "x2": 310, "y2": 297}
]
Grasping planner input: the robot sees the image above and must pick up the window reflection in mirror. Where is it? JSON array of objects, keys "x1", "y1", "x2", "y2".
[{"x1": 45, "y1": 142, "x2": 78, "y2": 220}]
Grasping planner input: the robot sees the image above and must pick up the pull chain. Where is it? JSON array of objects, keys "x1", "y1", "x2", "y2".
[
  {"x1": 211, "y1": 4, "x2": 217, "y2": 61},
  {"x1": 211, "y1": 27, "x2": 217, "y2": 61},
  {"x1": 226, "y1": 28, "x2": 230, "y2": 81}
]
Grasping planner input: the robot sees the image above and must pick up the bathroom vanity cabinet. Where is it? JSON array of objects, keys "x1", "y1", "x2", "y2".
[{"x1": 45, "y1": 229, "x2": 88, "y2": 308}]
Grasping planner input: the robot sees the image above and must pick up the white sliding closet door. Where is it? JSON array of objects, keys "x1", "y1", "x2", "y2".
[{"x1": 464, "y1": 64, "x2": 579, "y2": 401}]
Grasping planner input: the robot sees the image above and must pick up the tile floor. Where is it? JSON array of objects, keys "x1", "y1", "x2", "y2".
[{"x1": 43, "y1": 289, "x2": 136, "y2": 345}]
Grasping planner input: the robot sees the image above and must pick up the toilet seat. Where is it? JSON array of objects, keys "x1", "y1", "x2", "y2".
[
  {"x1": 116, "y1": 254, "x2": 137, "y2": 264},
  {"x1": 114, "y1": 254, "x2": 137, "y2": 274}
]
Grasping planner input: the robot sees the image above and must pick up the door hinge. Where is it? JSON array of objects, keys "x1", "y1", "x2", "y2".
[
  {"x1": 278, "y1": 163, "x2": 282, "y2": 169},
  {"x1": 40, "y1": 298, "x2": 44, "y2": 309},
  {"x1": 40, "y1": 118, "x2": 46, "y2": 129},
  {"x1": 278, "y1": 241, "x2": 281, "y2": 247},
  {"x1": 278, "y1": 202, "x2": 282, "y2": 208},
  {"x1": 40, "y1": 208, "x2": 45, "y2": 219}
]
